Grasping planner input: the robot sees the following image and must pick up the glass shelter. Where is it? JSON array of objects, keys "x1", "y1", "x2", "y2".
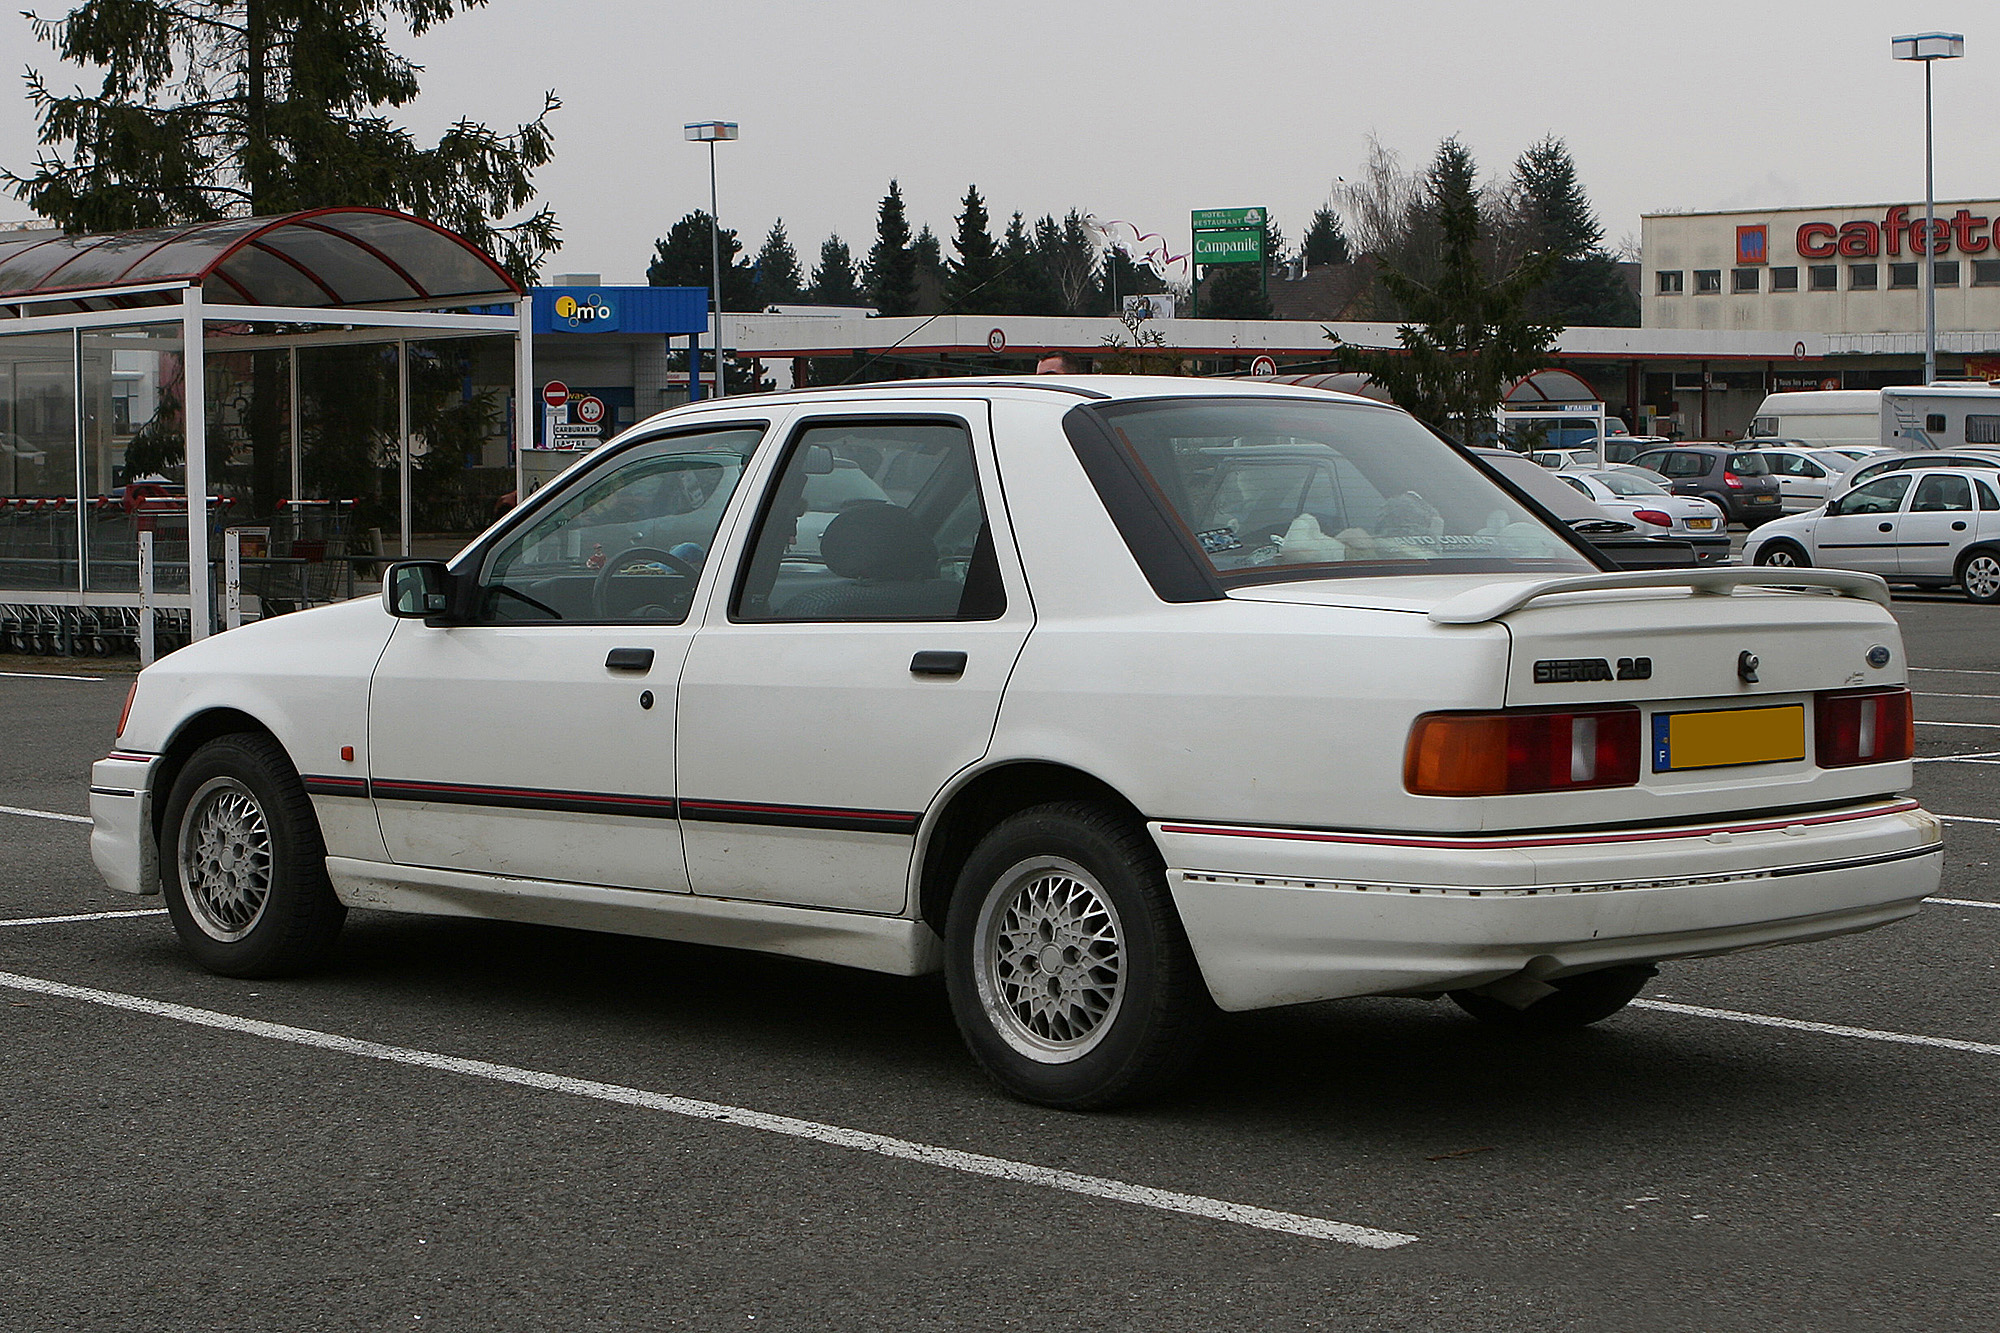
[{"x1": 0, "y1": 208, "x2": 529, "y2": 652}]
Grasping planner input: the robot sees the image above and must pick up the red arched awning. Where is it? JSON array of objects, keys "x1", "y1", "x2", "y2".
[{"x1": 0, "y1": 208, "x2": 520, "y2": 314}]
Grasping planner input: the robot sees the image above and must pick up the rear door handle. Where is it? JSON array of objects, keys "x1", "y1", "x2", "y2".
[
  {"x1": 606, "y1": 647, "x2": 654, "y2": 672},
  {"x1": 1878, "y1": 522, "x2": 1894, "y2": 533},
  {"x1": 910, "y1": 650, "x2": 967, "y2": 677},
  {"x1": 1953, "y1": 521, "x2": 1969, "y2": 531}
]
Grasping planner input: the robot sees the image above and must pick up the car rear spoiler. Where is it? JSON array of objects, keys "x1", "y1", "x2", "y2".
[{"x1": 1429, "y1": 568, "x2": 1892, "y2": 626}]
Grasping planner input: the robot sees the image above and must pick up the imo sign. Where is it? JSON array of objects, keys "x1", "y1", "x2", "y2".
[{"x1": 554, "y1": 293, "x2": 616, "y2": 330}]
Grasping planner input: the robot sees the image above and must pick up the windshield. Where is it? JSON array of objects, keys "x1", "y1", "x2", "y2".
[{"x1": 1083, "y1": 398, "x2": 1595, "y2": 584}]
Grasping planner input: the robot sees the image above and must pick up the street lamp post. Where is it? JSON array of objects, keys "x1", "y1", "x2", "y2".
[
  {"x1": 1892, "y1": 33, "x2": 1964, "y2": 386},
  {"x1": 683, "y1": 120, "x2": 739, "y2": 398}
]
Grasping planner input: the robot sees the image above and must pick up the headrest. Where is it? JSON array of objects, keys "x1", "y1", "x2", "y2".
[{"x1": 818, "y1": 501, "x2": 937, "y2": 581}]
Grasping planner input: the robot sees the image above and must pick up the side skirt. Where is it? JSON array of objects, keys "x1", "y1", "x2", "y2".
[{"x1": 324, "y1": 857, "x2": 944, "y2": 977}]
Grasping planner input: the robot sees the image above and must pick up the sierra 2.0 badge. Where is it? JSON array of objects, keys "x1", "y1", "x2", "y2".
[{"x1": 1534, "y1": 657, "x2": 1652, "y2": 684}]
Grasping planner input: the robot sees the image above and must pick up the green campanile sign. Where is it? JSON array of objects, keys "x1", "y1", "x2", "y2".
[{"x1": 1190, "y1": 208, "x2": 1265, "y2": 265}]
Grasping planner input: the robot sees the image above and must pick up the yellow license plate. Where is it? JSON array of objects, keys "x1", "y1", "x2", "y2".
[
  {"x1": 1687, "y1": 517, "x2": 1715, "y2": 530},
  {"x1": 1651, "y1": 704, "x2": 1806, "y2": 772}
]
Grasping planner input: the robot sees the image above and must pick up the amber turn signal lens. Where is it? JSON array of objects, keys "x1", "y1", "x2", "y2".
[
  {"x1": 1406, "y1": 707, "x2": 1641, "y2": 796},
  {"x1": 115, "y1": 681, "x2": 138, "y2": 738}
]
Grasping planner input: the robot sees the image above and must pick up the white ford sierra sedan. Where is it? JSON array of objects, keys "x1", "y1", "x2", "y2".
[{"x1": 91, "y1": 378, "x2": 1942, "y2": 1109}]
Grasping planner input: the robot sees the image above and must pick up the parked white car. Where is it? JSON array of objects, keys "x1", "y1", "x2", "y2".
[
  {"x1": 1750, "y1": 445, "x2": 1853, "y2": 513},
  {"x1": 1745, "y1": 466, "x2": 2000, "y2": 603},
  {"x1": 1553, "y1": 468, "x2": 1731, "y2": 562},
  {"x1": 91, "y1": 378, "x2": 1942, "y2": 1108},
  {"x1": 1827, "y1": 448, "x2": 2000, "y2": 501}
]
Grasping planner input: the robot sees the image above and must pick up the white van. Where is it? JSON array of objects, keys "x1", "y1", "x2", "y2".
[
  {"x1": 1880, "y1": 382, "x2": 2000, "y2": 451},
  {"x1": 1747, "y1": 390, "x2": 1880, "y2": 451}
]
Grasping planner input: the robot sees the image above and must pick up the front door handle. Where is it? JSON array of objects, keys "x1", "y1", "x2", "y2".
[
  {"x1": 1878, "y1": 522, "x2": 1894, "y2": 533},
  {"x1": 606, "y1": 647, "x2": 654, "y2": 672},
  {"x1": 1954, "y1": 521, "x2": 1969, "y2": 531},
  {"x1": 910, "y1": 650, "x2": 967, "y2": 677}
]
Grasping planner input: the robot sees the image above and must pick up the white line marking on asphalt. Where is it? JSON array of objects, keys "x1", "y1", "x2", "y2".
[
  {"x1": 1915, "y1": 750, "x2": 2000, "y2": 763},
  {"x1": 1929, "y1": 898, "x2": 2000, "y2": 911},
  {"x1": 1939, "y1": 813, "x2": 2000, "y2": 826},
  {"x1": 0, "y1": 909, "x2": 168, "y2": 927},
  {"x1": 1911, "y1": 667, "x2": 2000, "y2": 677},
  {"x1": 0, "y1": 804, "x2": 90, "y2": 825},
  {"x1": 1916, "y1": 692, "x2": 2000, "y2": 701},
  {"x1": 1634, "y1": 999, "x2": 2000, "y2": 1058},
  {"x1": 0, "y1": 970, "x2": 1418, "y2": 1249},
  {"x1": 0, "y1": 670, "x2": 105, "y2": 682},
  {"x1": 1918, "y1": 720, "x2": 2000, "y2": 730}
]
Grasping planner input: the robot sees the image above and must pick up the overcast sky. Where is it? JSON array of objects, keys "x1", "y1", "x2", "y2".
[{"x1": 4, "y1": 0, "x2": 1997, "y2": 285}]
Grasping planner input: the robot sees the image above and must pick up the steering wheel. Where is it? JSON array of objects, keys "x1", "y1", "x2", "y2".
[{"x1": 592, "y1": 546, "x2": 700, "y2": 619}]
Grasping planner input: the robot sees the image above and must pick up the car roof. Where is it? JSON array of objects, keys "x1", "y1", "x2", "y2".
[{"x1": 638, "y1": 375, "x2": 1390, "y2": 421}]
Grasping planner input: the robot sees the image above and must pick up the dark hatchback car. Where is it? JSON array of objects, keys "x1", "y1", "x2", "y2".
[
  {"x1": 1629, "y1": 445, "x2": 1783, "y2": 526},
  {"x1": 1472, "y1": 448, "x2": 1698, "y2": 569}
]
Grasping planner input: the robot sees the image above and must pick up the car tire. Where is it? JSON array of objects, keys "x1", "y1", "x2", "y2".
[
  {"x1": 1960, "y1": 549, "x2": 2000, "y2": 605},
  {"x1": 1449, "y1": 965, "x2": 1656, "y2": 1032},
  {"x1": 944, "y1": 801, "x2": 1214, "y2": 1110},
  {"x1": 1754, "y1": 541, "x2": 1811, "y2": 568},
  {"x1": 159, "y1": 732, "x2": 346, "y2": 978}
]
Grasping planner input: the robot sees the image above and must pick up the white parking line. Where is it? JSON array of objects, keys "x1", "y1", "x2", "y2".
[
  {"x1": 0, "y1": 670, "x2": 105, "y2": 682},
  {"x1": 0, "y1": 804, "x2": 90, "y2": 825},
  {"x1": 0, "y1": 909, "x2": 168, "y2": 928},
  {"x1": 1634, "y1": 999, "x2": 2000, "y2": 1058},
  {"x1": 1918, "y1": 721, "x2": 2000, "y2": 730},
  {"x1": 1915, "y1": 750, "x2": 2000, "y2": 764},
  {"x1": 1939, "y1": 813, "x2": 2000, "y2": 826},
  {"x1": 1916, "y1": 692, "x2": 2000, "y2": 702},
  {"x1": 1912, "y1": 667, "x2": 2000, "y2": 677},
  {"x1": 0, "y1": 970, "x2": 1417, "y2": 1250},
  {"x1": 1929, "y1": 898, "x2": 2000, "y2": 911}
]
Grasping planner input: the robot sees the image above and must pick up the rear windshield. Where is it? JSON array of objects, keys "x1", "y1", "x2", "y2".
[
  {"x1": 1079, "y1": 398, "x2": 1596, "y2": 585},
  {"x1": 1726, "y1": 452, "x2": 1772, "y2": 475}
]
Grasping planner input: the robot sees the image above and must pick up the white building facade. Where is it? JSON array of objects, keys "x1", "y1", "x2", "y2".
[{"x1": 1643, "y1": 200, "x2": 2000, "y2": 338}]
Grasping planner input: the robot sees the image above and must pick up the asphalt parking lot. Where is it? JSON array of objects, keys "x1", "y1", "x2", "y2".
[{"x1": 3, "y1": 594, "x2": 1997, "y2": 1332}]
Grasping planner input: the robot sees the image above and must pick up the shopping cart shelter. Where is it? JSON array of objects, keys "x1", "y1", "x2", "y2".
[{"x1": 0, "y1": 208, "x2": 529, "y2": 654}]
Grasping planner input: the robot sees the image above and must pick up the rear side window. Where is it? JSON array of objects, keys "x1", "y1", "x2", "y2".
[
  {"x1": 1912, "y1": 474, "x2": 1973, "y2": 512},
  {"x1": 1833, "y1": 475, "x2": 1913, "y2": 516},
  {"x1": 1978, "y1": 480, "x2": 2000, "y2": 511},
  {"x1": 731, "y1": 419, "x2": 1002, "y2": 623}
]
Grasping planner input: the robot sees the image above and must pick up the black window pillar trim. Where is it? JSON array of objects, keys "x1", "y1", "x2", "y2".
[{"x1": 1059, "y1": 404, "x2": 1227, "y2": 603}]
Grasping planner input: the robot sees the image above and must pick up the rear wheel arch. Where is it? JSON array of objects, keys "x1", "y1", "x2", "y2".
[
  {"x1": 1958, "y1": 545, "x2": 2000, "y2": 603},
  {"x1": 917, "y1": 762, "x2": 1148, "y2": 937}
]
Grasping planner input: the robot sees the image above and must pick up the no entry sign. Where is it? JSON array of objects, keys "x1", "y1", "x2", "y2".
[{"x1": 542, "y1": 381, "x2": 569, "y2": 409}]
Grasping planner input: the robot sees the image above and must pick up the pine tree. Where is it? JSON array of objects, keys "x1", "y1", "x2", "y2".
[
  {"x1": 988, "y1": 212, "x2": 1044, "y2": 314},
  {"x1": 1329, "y1": 137, "x2": 1558, "y2": 442},
  {"x1": 945, "y1": 184, "x2": 998, "y2": 309},
  {"x1": 647, "y1": 210, "x2": 756, "y2": 310},
  {"x1": 1301, "y1": 206, "x2": 1350, "y2": 266},
  {"x1": 753, "y1": 219, "x2": 803, "y2": 307},
  {"x1": 1036, "y1": 210, "x2": 1099, "y2": 315},
  {"x1": 809, "y1": 233, "x2": 862, "y2": 306},
  {"x1": 865, "y1": 179, "x2": 917, "y2": 316},
  {"x1": 6, "y1": 0, "x2": 559, "y2": 282},
  {"x1": 1510, "y1": 136, "x2": 1637, "y2": 327},
  {"x1": 909, "y1": 224, "x2": 946, "y2": 314}
]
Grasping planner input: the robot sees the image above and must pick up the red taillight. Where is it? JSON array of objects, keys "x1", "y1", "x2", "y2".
[
  {"x1": 1632, "y1": 508, "x2": 1672, "y2": 527},
  {"x1": 1816, "y1": 687, "x2": 1914, "y2": 767},
  {"x1": 115, "y1": 681, "x2": 138, "y2": 738},
  {"x1": 1406, "y1": 707, "x2": 1641, "y2": 796},
  {"x1": 1723, "y1": 471, "x2": 1744, "y2": 488}
]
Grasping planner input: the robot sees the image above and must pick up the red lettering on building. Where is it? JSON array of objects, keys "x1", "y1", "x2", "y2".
[
  {"x1": 1837, "y1": 221, "x2": 1879, "y2": 257},
  {"x1": 1953, "y1": 208, "x2": 1990, "y2": 255},
  {"x1": 1796, "y1": 222, "x2": 1837, "y2": 259}
]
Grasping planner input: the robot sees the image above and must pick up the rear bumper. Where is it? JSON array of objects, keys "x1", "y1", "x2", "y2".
[
  {"x1": 1157, "y1": 799, "x2": 1940, "y2": 1011},
  {"x1": 89, "y1": 753, "x2": 158, "y2": 896}
]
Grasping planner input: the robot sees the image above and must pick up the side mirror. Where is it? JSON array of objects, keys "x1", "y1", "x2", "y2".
[
  {"x1": 801, "y1": 443, "x2": 836, "y2": 476},
  {"x1": 384, "y1": 561, "x2": 456, "y2": 621}
]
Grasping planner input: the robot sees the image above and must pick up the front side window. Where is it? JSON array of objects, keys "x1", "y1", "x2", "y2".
[
  {"x1": 1831, "y1": 475, "x2": 1913, "y2": 516},
  {"x1": 1071, "y1": 397, "x2": 1595, "y2": 586},
  {"x1": 733, "y1": 419, "x2": 1002, "y2": 622},
  {"x1": 479, "y1": 426, "x2": 763, "y2": 623},
  {"x1": 1912, "y1": 474, "x2": 1972, "y2": 512},
  {"x1": 1662, "y1": 453, "x2": 1706, "y2": 478}
]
